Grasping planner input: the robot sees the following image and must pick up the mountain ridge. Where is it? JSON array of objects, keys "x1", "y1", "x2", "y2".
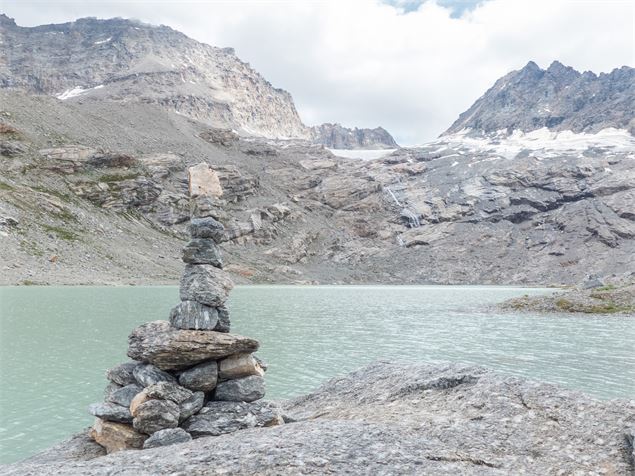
[
  {"x1": 0, "y1": 15, "x2": 397, "y2": 149},
  {"x1": 443, "y1": 60, "x2": 635, "y2": 136}
]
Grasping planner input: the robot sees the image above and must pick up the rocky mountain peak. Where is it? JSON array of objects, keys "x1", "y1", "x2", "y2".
[
  {"x1": 0, "y1": 16, "x2": 397, "y2": 147},
  {"x1": 444, "y1": 60, "x2": 635, "y2": 135}
]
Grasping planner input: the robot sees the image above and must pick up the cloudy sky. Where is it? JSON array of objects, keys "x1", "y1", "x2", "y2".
[{"x1": 3, "y1": 0, "x2": 634, "y2": 144}]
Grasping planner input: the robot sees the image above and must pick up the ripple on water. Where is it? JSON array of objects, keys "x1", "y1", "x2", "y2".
[{"x1": 1, "y1": 285, "x2": 634, "y2": 464}]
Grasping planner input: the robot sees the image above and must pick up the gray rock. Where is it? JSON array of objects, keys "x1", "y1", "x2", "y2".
[
  {"x1": 132, "y1": 399, "x2": 180, "y2": 435},
  {"x1": 217, "y1": 305, "x2": 231, "y2": 333},
  {"x1": 128, "y1": 320, "x2": 258, "y2": 370},
  {"x1": 87, "y1": 402, "x2": 132, "y2": 424},
  {"x1": 626, "y1": 427, "x2": 635, "y2": 464},
  {"x1": 103, "y1": 382, "x2": 122, "y2": 401},
  {"x1": 182, "y1": 239, "x2": 223, "y2": 266},
  {"x1": 178, "y1": 391, "x2": 205, "y2": 422},
  {"x1": 179, "y1": 264, "x2": 234, "y2": 307},
  {"x1": 106, "y1": 384, "x2": 143, "y2": 407},
  {"x1": 214, "y1": 375, "x2": 265, "y2": 403},
  {"x1": 189, "y1": 196, "x2": 226, "y2": 222},
  {"x1": 143, "y1": 428, "x2": 192, "y2": 449},
  {"x1": 178, "y1": 360, "x2": 218, "y2": 392},
  {"x1": 105, "y1": 361, "x2": 139, "y2": 386},
  {"x1": 133, "y1": 363, "x2": 177, "y2": 387},
  {"x1": 145, "y1": 382, "x2": 192, "y2": 404},
  {"x1": 169, "y1": 300, "x2": 219, "y2": 331},
  {"x1": 188, "y1": 217, "x2": 225, "y2": 242},
  {"x1": 181, "y1": 400, "x2": 283, "y2": 437}
]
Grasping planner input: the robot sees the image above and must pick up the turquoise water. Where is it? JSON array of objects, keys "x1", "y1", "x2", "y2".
[{"x1": 1, "y1": 285, "x2": 634, "y2": 464}]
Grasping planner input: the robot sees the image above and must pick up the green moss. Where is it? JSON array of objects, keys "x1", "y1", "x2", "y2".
[
  {"x1": 41, "y1": 224, "x2": 79, "y2": 241},
  {"x1": 98, "y1": 172, "x2": 140, "y2": 183},
  {"x1": 555, "y1": 298, "x2": 574, "y2": 311},
  {"x1": 19, "y1": 240, "x2": 45, "y2": 257},
  {"x1": 0, "y1": 182, "x2": 13, "y2": 191},
  {"x1": 32, "y1": 186, "x2": 75, "y2": 203},
  {"x1": 20, "y1": 279, "x2": 37, "y2": 286}
]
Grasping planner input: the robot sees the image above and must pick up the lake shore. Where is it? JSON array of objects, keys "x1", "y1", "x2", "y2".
[{"x1": 3, "y1": 361, "x2": 634, "y2": 475}]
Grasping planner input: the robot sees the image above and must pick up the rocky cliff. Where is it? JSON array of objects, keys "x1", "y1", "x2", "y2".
[
  {"x1": 1, "y1": 88, "x2": 634, "y2": 286},
  {"x1": 310, "y1": 123, "x2": 398, "y2": 149},
  {"x1": 444, "y1": 61, "x2": 635, "y2": 135},
  {"x1": 3, "y1": 362, "x2": 634, "y2": 475},
  {"x1": 0, "y1": 15, "x2": 309, "y2": 140},
  {"x1": 0, "y1": 15, "x2": 399, "y2": 146}
]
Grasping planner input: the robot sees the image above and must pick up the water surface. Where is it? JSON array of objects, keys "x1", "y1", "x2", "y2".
[{"x1": 1, "y1": 285, "x2": 633, "y2": 464}]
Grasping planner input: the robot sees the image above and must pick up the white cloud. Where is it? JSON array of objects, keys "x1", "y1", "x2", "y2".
[{"x1": 2, "y1": 0, "x2": 633, "y2": 144}]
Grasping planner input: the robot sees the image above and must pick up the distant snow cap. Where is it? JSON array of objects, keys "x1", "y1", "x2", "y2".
[{"x1": 431, "y1": 127, "x2": 635, "y2": 160}]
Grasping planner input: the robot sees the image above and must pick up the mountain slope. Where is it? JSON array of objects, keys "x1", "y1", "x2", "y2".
[
  {"x1": 0, "y1": 14, "x2": 309, "y2": 139},
  {"x1": 444, "y1": 61, "x2": 635, "y2": 135},
  {"x1": 0, "y1": 15, "x2": 398, "y2": 148}
]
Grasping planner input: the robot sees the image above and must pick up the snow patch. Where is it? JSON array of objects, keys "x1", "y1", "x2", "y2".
[
  {"x1": 56, "y1": 87, "x2": 87, "y2": 100},
  {"x1": 93, "y1": 37, "x2": 112, "y2": 45},
  {"x1": 432, "y1": 128, "x2": 635, "y2": 160},
  {"x1": 328, "y1": 149, "x2": 397, "y2": 160}
]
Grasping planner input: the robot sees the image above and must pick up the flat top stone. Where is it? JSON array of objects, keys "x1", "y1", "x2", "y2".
[
  {"x1": 188, "y1": 163, "x2": 223, "y2": 198},
  {"x1": 127, "y1": 320, "x2": 259, "y2": 370}
]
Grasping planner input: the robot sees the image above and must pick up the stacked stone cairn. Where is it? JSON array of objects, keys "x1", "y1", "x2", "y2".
[{"x1": 88, "y1": 163, "x2": 283, "y2": 453}]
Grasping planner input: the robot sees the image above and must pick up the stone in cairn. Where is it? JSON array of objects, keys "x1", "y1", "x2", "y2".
[{"x1": 88, "y1": 163, "x2": 281, "y2": 454}]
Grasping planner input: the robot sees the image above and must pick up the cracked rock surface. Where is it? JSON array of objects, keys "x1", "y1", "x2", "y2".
[{"x1": 3, "y1": 361, "x2": 634, "y2": 475}]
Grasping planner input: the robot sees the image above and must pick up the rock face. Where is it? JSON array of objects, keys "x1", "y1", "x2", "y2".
[
  {"x1": 127, "y1": 321, "x2": 259, "y2": 370},
  {"x1": 9, "y1": 362, "x2": 635, "y2": 475},
  {"x1": 310, "y1": 123, "x2": 398, "y2": 149},
  {"x1": 444, "y1": 60, "x2": 635, "y2": 135}
]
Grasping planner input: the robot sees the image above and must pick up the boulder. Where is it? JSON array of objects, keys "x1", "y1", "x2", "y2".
[
  {"x1": 145, "y1": 382, "x2": 193, "y2": 404},
  {"x1": 132, "y1": 399, "x2": 180, "y2": 435},
  {"x1": 182, "y1": 239, "x2": 223, "y2": 266},
  {"x1": 181, "y1": 401, "x2": 283, "y2": 437},
  {"x1": 132, "y1": 363, "x2": 177, "y2": 387},
  {"x1": 143, "y1": 428, "x2": 192, "y2": 449},
  {"x1": 179, "y1": 391, "x2": 205, "y2": 422},
  {"x1": 188, "y1": 163, "x2": 223, "y2": 198},
  {"x1": 103, "y1": 382, "x2": 122, "y2": 401},
  {"x1": 179, "y1": 264, "x2": 234, "y2": 307},
  {"x1": 107, "y1": 384, "x2": 143, "y2": 408},
  {"x1": 178, "y1": 360, "x2": 218, "y2": 392},
  {"x1": 188, "y1": 217, "x2": 225, "y2": 242},
  {"x1": 106, "y1": 362, "x2": 139, "y2": 386},
  {"x1": 128, "y1": 321, "x2": 258, "y2": 370},
  {"x1": 214, "y1": 375, "x2": 265, "y2": 403},
  {"x1": 169, "y1": 300, "x2": 219, "y2": 331},
  {"x1": 89, "y1": 418, "x2": 146, "y2": 454},
  {"x1": 219, "y1": 353, "x2": 265, "y2": 380},
  {"x1": 129, "y1": 390, "x2": 150, "y2": 416},
  {"x1": 87, "y1": 402, "x2": 132, "y2": 424}
]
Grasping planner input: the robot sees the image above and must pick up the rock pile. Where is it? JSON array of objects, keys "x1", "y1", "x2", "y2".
[{"x1": 87, "y1": 163, "x2": 283, "y2": 453}]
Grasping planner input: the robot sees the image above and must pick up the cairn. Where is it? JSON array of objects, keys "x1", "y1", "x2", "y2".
[{"x1": 88, "y1": 163, "x2": 283, "y2": 453}]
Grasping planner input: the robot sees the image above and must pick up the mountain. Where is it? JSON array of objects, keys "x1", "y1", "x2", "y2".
[
  {"x1": 444, "y1": 61, "x2": 635, "y2": 135},
  {"x1": 310, "y1": 123, "x2": 398, "y2": 149},
  {"x1": 0, "y1": 15, "x2": 397, "y2": 148}
]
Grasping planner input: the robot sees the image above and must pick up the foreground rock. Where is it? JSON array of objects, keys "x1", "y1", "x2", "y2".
[
  {"x1": 5, "y1": 362, "x2": 634, "y2": 475},
  {"x1": 501, "y1": 277, "x2": 635, "y2": 314},
  {"x1": 127, "y1": 320, "x2": 259, "y2": 370}
]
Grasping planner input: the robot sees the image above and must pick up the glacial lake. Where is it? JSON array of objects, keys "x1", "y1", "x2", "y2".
[{"x1": 1, "y1": 285, "x2": 634, "y2": 464}]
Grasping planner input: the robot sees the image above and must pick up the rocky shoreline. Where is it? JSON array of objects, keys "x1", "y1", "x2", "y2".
[
  {"x1": 2, "y1": 361, "x2": 634, "y2": 475},
  {"x1": 501, "y1": 276, "x2": 635, "y2": 315}
]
